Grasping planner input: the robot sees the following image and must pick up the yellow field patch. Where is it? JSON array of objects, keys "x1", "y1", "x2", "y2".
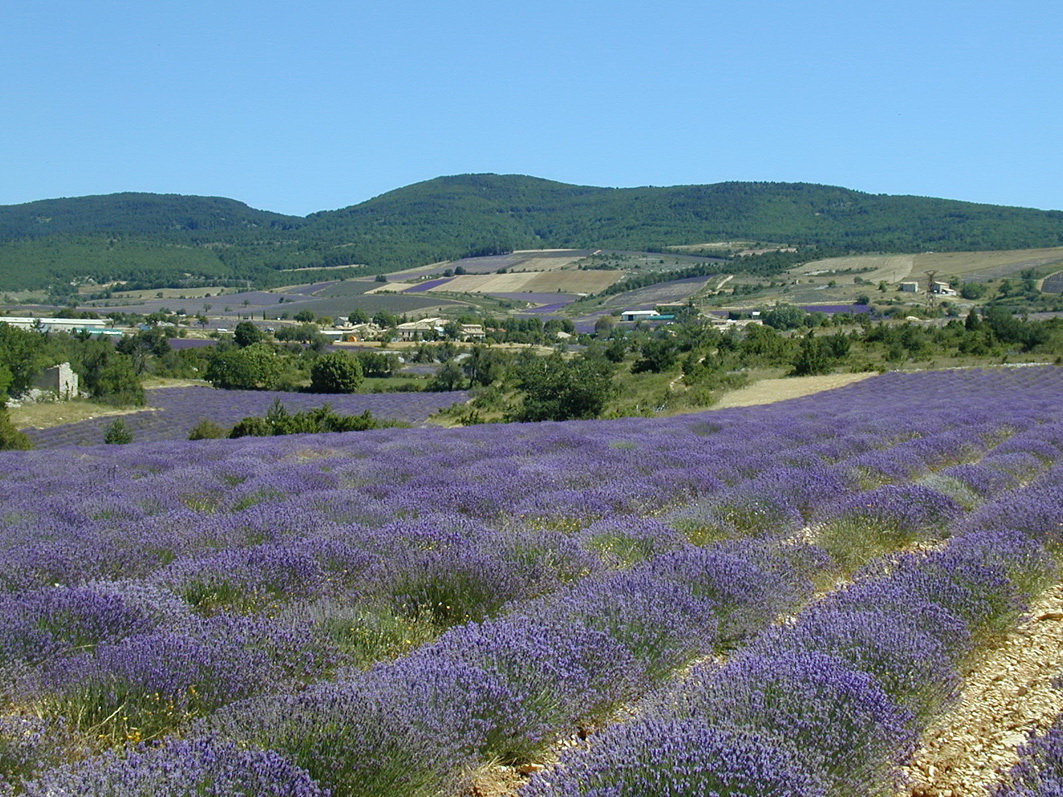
[
  {"x1": 795, "y1": 254, "x2": 915, "y2": 283},
  {"x1": 428, "y1": 270, "x2": 622, "y2": 295},
  {"x1": 503, "y1": 255, "x2": 586, "y2": 271},
  {"x1": 914, "y1": 247, "x2": 1063, "y2": 279},
  {"x1": 797, "y1": 247, "x2": 1063, "y2": 285},
  {"x1": 433, "y1": 273, "x2": 537, "y2": 293},
  {"x1": 711, "y1": 373, "x2": 875, "y2": 409}
]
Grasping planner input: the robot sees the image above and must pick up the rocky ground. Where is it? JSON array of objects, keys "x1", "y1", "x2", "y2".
[{"x1": 902, "y1": 582, "x2": 1063, "y2": 797}]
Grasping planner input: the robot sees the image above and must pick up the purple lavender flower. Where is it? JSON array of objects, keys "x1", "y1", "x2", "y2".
[
  {"x1": 523, "y1": 720, "x2": 828, "y2": 797},
  {"x1": 19, "y1": 735, "x2": 326, "y2": 796},
  {"x1": 994, "y1": 717, "x2": 1063, "y2": 797},
  {"x1": 649, "y1": 650, "x2": 916, "y2": 795}
]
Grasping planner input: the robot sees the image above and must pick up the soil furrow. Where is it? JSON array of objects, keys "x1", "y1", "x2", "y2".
[{"x1": 903, "y1": 582, "x2": 1063, "y2": 797}]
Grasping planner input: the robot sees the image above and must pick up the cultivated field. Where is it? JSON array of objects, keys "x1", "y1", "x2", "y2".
[
  {"x1": 21, "y1": 386, "x2": 469, "y2": 447},
  {"x1": 798, "y1": 247, "x2": 1063, "y2": 285},
  {"x1": 2, "y1": 368, "x2": 1063, "y2": 795},
  {"x1": 425, "y1": 270, "x2": 622, "y2": 296},
  {"x1": 393, "y1": 250, "x2": 596, "y2": 280}
]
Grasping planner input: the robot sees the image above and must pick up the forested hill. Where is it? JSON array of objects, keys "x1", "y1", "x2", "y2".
[
  {"x1": 0, "y1": 193, "x2": 303, "y2": 240},
  {"x1": 2, "y1": 175, "x2": 1063, "y2": 291}
]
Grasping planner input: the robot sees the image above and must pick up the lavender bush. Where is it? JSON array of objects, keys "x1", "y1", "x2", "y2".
[{"x1": 1, "y1": 366, "x2": 1062, "y2": 794}]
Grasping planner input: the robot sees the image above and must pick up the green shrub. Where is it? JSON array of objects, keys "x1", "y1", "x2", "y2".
[
  {"x1": 188, "y1": 419, "x2": 228, "y2": 440},
  {"x1": 0, "y1": 408, "x2": 32, "y2": 450},
  {"x1": 103, "y1": 418, "x2": 133, "y2": 444}
]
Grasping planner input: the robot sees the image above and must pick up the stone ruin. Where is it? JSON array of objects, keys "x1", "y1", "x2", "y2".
[{"x1": 30, "y1": 362, "x2": 79, "y2": 401}]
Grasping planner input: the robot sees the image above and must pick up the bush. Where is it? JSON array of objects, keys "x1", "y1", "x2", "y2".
[
  {"x1": 102, "y1": 418, "x2": 133, "y2": 445},
  {"x1": 0, "y1": 408, "x2": 32, "y2": 450},
  {"x1": 188, "y1": 419, "x2": 227, "y2": 440}
]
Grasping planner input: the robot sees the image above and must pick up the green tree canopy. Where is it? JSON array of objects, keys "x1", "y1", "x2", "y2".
[
  {"x1": 511, "y1": 352, "x2": 617, "y2": 422},
  {"x1": 309, "y1": 352, "x2": 364, "y2": 393},
  {"x1": 205, "y1": 342, "x2": 285, "y2": 390}
]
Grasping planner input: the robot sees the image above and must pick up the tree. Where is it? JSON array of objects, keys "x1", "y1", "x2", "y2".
[
  {"x1": 426, "y1": 361, "x2": 465, "y2": 391},
  {"x1": 205, "y1": 343, "x2": 285, "y2": 390},
  {"x1": 293, "y1": 309, "x2": 316, "y2": 324},
  {"x1": 461, "y1": 346, "x2": 508, "y2": 387},
  {"x1": 594, "y1": 315, "x2": 617, "y2": 335},
  {"x1": 511, "y1": 353, "x2": 617, "y2": 422},
  {"x1": 233, "y1": 321, "x2": 266, "y2": 348},
  {"x1": 309, "y1": 352, "x2": 364, "y2": 393},
  {"x1": 0, "y1": 322, "x2": 49, "y2": 397},
  {"x1": 77, "y1": 342, "x2": 145, "y2": 406},
  {"x1": 790, "y1": 333, "x2": 834, "y2": 376},
  {"x1": 356, "y1": 351, "x2": 395, "y2": 378},
  {"x1": 631, "y1": 338, "x2": 679, "y2": 374},
  {"x1": 116, "y1": 327, "x2": 171, "y2": 373},
  {"x1": 762, "y1": 304, "x2": 808, "y2": 330},
  {"x1": 373, "y1": 310, "x2": 399, "y2": 328},
  {"x1": 348, "y1": 308, "x2": 370, "y2": 325}
]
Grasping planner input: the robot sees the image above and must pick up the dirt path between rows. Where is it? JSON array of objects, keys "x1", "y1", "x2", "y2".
[{"x1": 902, "y1": 582, "x2": 1063, "y2": 797}]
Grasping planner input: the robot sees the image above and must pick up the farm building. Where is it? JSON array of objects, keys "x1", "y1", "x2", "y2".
[
  {"x1": 620, "y1": 310, "x2": 676, "y2": 324},
  {"x1": 621, "y1": 310, "x2": 657, "y2": 322},
  {"x1": 1, "y1": 316, "x2": 109, "y2": 333},
  {"x1": 932, "y1": 281, "x2": 957, "y2": 296},
  {"x1": 459, "y1": 324, "x2": 486, "y2": 341},
  {"x1": 396, "y1": 318, "x2": 445, "y2": 341},
  {"x1": 899, "y1": 282, "x2": 919, "y2": 292}
]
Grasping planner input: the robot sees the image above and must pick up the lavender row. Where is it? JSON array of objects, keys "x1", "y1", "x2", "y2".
[
  {"x1": 17, "y1": 452, "x2": 1048, "y2": 797},
  {"x1": 24, "y1": 386, "x2": 470, "y2": 448},
  {"x1": 7, "y1": 370, "x2": 1059, "y2": 595},
  {"x1": 3, "y1": 368, "x2": 1063, "y2": 793},
  {"x1": 21, "y1": 452, "x2": 1058, "y2": 796},
  {"x1": 13, "y1": 532, "x2": 820, "y2": 796},
  {"x1": 524, "y1": 464, "x2": 1063, "y2": 796}
]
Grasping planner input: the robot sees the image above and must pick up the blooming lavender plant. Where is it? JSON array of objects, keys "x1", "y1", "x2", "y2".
[
  {"x1": 522, "y1": 720, "x2": 828, "y2": 797},
  {"x1": 645, "y1": 650, "x2": 916, "y2": 796},
  {"x1": 994, "y1": 717, "x2": 1063, "y2": 797},
  {"x1": 18, "y1": 735, "x2": 326, "y2": 796}
]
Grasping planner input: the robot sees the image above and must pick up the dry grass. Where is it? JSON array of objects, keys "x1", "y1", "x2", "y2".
[
  {"x1": 797, "y1": 247, "x2": 1063, "y2": 285},
  {"x1": 433, "y1": 271, "x2": 622, "y2": 295},
  {"x1": 501, "y1": 254, "x2": 586, "y2": 272},
  {"x1": 366, "y1": 282, "x2": 418, "y2": 294},
  {"x1": 795, "y1": 254, "x2": 916, "y2": 283},
  {"x1": 10, "y1": 401, "x2": 153, "y2": 430},
  {"x1": 107, "y1": 287, "x2": 231, "y2": 300},
  {"x1": 711, "y1": 373, "x2": 875, "y2": 409}
]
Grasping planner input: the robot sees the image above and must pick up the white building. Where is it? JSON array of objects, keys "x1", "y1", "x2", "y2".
[{"x1": 2, "y1": 316, "x2": 109, "y2": 333}]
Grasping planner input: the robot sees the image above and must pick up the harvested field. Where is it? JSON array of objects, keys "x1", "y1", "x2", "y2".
[
  {"x1": 597, "y1": 275, "x2": 716, "y2": 309},
  {"x1": 796, "y1": 254, "x2": 916, "y2": 283},
  {"x1": 429, "y1": 270, "x2": 621, "y2": 295},
  {"x1": 711, "y1": 372, "x2": 875, "y2": 408},
  {"x1": 798, "y1": 247, "x2": 1063, "y2": 285}
]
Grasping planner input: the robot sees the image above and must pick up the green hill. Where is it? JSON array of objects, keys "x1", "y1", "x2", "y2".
[{"x1": 2, "y1": 175, "x2": 1063, "y2": 291}]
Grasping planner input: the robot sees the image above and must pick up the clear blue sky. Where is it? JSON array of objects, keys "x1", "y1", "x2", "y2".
[{"x1": 2, "y1": 0, "x2": 1061, "y2": 216}]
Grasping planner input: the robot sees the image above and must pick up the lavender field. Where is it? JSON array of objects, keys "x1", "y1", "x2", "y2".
[
  {"x1": 24, "y1": 387, "x2": 470, "y2": 448},
  {"x1": 2, "y1": 367, "x2": 1063, "y2": 795}
]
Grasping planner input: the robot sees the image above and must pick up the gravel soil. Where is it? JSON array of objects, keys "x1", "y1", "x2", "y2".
[{"x1": 902, "y1": 582, "x2": 1063, "y2": 797}]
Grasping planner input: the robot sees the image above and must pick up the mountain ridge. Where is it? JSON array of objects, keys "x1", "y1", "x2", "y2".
[{"x1": 2, "y1": 174, "x2": 1062, "y2": 291}]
